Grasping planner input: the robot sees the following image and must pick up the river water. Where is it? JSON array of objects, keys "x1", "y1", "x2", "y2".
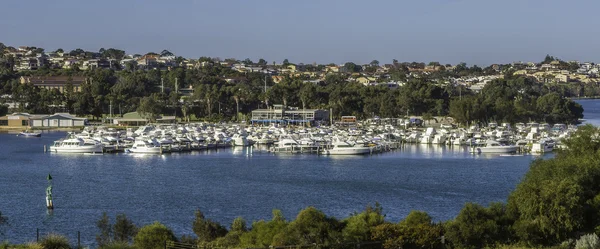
[{"x1": 0, "y1": 100, "x2": 595, "y2": 247}]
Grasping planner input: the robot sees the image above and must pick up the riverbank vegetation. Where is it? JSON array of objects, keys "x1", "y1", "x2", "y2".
[
  {"x1": 0, "y1": 60, "x2": 584, "y2": 125},
  {"x1": 2, "y1": 126, "x2": 600, "y2": 248}
]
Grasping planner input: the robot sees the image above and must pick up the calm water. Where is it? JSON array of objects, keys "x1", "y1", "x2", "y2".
[{"x1": 0, "y1": 100, "x2": 595, "y2": 247}]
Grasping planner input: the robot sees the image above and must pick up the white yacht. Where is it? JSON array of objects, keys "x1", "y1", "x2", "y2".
[
  {"x1": 231, "y1": 134, "x2": 250, "y2": 147},
  {"x1": 531, "y1": 138, "x2": 555, "y2": 154},
  {"x1": 49, "y1": 134, "x2": 103, "y2": 153},
  {"x1": 471, "y1": 140, "x2": 518, "y2": 154},
  {"x1": 128, "y1": 140, "x2": 162, "y2": 154},
  {"x1": 323, "y1": 140, "x2": 372, "y2": 155}
]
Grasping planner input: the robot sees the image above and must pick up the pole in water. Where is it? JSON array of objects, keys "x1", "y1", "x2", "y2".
[{"x1": 46, "y1": 174, "x2": 54, "y2": 210}]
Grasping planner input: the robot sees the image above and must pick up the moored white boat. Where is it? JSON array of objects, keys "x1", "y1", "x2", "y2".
[
  {"x1": 49, "y1": 134, "x2": 103, "y2": 153},
  {"x1": 471, "y1": 140, "x2": 518, "y2": 154},
  {"x1": 18, "y1": 130, "x2": 41, "y2": 137},
  {"x1": 128, "y1": 140, "x2": 162, "y2": 154},
  {"x1": 323, "y1": 139, "x2": 372, "y2": 155}
]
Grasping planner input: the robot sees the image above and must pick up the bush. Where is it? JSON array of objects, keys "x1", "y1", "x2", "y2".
[
  {"x1": 134, "y1": 222, "x2": 176, "y2": 249},
  {"x1": 40, "y1": 233, "x2": 71, "y2": 249},
  {"x1": 98, "y1": 241, "x2": 135, "y2": 249},
  {"x1": 576, "y1": 233, "x2": 600, "y2": 249}
]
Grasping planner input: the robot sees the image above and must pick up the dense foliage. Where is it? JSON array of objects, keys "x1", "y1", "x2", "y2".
[{"x1": 0, "y1": 60, "x2": 584, "y2": 124}]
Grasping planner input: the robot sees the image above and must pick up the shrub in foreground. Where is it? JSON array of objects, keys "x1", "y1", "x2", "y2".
[
  {"x1": 40, "y1": 233, "x2": 71, "y2": 249},
  {"x1": 134, "y1": 222, "x2": 176, "y2": 249}
]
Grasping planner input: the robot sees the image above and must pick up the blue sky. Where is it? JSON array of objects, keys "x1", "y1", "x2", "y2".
[{"x1": 1, "y1": 0, "x2": 597, "y2": 66}]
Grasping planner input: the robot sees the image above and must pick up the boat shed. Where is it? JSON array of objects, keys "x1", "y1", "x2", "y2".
[
  {"x1": 0, "y1": 113, "x2": 40, "y2": 128},
  {"x1": 31, "y1": 113, "x2": 88, "y2": 127}
]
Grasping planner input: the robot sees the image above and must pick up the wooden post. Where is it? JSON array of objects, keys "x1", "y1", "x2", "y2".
[{"x1": 77, "y1": 231, "x2": 80, "y2": 248}]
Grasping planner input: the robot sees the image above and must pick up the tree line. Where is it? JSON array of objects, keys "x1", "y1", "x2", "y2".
[{"x1": 0, "y1": 61, "x2": 586, "y2": 125}]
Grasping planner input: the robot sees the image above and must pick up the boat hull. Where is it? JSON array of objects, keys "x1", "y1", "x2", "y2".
[
  {"x1": 474, "y1": 146, "x2": 518, "y2": 153},
  {"x1": 325, "y1": 147, "x2": 372, "y2": 155},
  {"x1": 49, "y1": 145, "x2": 103, "y2": 153},
  {"x1": 128, "y1": 148, "x2": 162, "y2": 154}
]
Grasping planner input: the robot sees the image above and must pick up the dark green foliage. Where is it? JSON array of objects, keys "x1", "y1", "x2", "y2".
[
  {"x1": 98, "y1": 241, "x2": 135, "y2": 249},
  {"x1": 342, "y1": 203, "x2": 385, "y2": 243},
  {"x1": 134, "y1": 222, "x2": 176, "y2": 249},
  {"x1": 506, "y1": 125, "x2": 600, "y2": 246},
  {"x1": 372, "y1": 210, "x2": 444, "y2": 249},
  {"x1": 40, "y1": 233, "x2": 71, "y2": 249},
  {"x1": 238, "y1": 209, "x2": 288, "y2": 248},
  {"x1": 271, "y1": 206, "x2": 343, "y2": 247},
  {"x1": 192, "y1": 210, "x2": 227, "y2": 244},
  {"x1": 96, "y1": 212, "x2": 112, "y2": 247},
  {"x1": 0, "y1": 105, "x2": 7, "y2": 117},
  {"x1": 113, "y1": 214, "x2": 137, "y2": 243},
  {"x1": 445, "y1": 203, "x2": 514, "y2": 249},
  {"x1": 96, "y1": 213, "x2": 137, "y2": 247}
]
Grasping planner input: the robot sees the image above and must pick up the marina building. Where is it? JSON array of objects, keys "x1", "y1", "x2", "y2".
[
  {"x1": 31, "y1": 113, "x2": 88, "y2": 127},
  {"x1": 0, "y1": 113, "x2": 86, "y2": 128},
  {"x1": 250, "y1": 104, "x2": 329, "y2": 126},
  {"x1": 112, "y1": 112, "x2": 176, "y2": 126}
]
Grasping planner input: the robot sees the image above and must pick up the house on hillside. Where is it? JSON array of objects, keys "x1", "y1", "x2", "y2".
[{"x1": 20, "y1": 76, "x2": 87, "y2": 93}]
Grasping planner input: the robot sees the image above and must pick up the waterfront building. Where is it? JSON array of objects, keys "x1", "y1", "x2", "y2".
[
  {"x1": 250, "y1": 104, "x2": 329, "y2": 126},
  {"x1": 30, "y1": 113, "x2": 87, "y2": 127},
  {"x1": 112, "y1": 112, "x2": 176, "y2": 126},
  {"x1": 0, "y1": 113, "x2": 39, "y2": 128}
]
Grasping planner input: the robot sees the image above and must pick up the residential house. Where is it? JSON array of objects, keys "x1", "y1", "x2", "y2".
[
  {"x1": 62, "y1": 59, "x2": 80, "y2": 69},
  {"x1": 137, "y1": 54, "x2": 159, "y2": 68},
  {"x1": 325, "y1": 66, "x2": 340, "y2": 73},
  {"x1": 82, "y1": 58, "x2": 112, "y2": 70},
  {"x1": 356, "y1": 76, "x2": 377, "y2": 85},
  {"x1": 20, "y1": 76, "x2": 87, "y2": 93},
  {"x1": 555, "y1": 74, "x2": 569, "y2": 83}
]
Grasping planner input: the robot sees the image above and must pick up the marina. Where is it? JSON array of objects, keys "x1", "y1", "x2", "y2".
[
  {"x1": 0, "y1": 100, "x2": 595, "y2": 247},
  {"x1": 40, "y1": 119, "x2": 576, "y2": 156}
]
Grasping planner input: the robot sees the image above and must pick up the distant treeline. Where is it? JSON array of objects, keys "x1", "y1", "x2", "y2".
[
  {"x1": 0, "y1": 63, "x2": 586, "y2": 125},
  {"x1": 3, "y1": 126, "x2": 600, "y2": 248}
]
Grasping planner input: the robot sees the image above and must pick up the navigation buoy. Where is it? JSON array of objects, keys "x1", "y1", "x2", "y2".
[{"x1": 46, "y1": 174, "x2": 53, "y2": 209}]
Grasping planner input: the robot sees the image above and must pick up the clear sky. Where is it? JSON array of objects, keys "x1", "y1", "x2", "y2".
[{"x1": 1, "y1": 0, "x2": 598, "y2": 66}]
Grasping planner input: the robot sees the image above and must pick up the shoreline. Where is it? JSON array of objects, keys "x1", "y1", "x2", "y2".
[{"x1": 570, "y1": 96, "x2": 600, "y2": 100}]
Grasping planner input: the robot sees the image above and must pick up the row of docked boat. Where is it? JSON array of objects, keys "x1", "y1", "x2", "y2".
[{"x1": 45, "y1": 121, "x2": 576, "y2": 155}]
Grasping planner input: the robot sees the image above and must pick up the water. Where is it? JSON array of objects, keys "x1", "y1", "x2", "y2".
[
  {"x1": 0, "y1": 99, "x2": 596, "y2": 247},
  {"x1": 577, "y1": 99, "x2": 600, "y2": 126}
]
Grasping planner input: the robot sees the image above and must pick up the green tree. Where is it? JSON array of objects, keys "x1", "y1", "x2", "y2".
[
  {"x1": 272, "y1": 207, "x2": 342, "y2": 247},
  {"x1": 192, "y1": 210, "x2": 227, "y2": 244},
  {"x1": 0, "y1": 105, "x2": 8, "y2": 117},
  {"x1": 445, "y1": 203, "x2": 513, "y2": 249},
  {"x1": 97, "y1": 212, "x2": 113, "y2": 247},
  {"x1": 137, "y1": 95, "x2": 161, "y2": 122},
  {"x1": 342, "y1": 203, "x2": 385, "y2": 243},
  {"x1": 239, "y1": 210, "x2": 288, "y2": 248},
  {"x1": 113, "y1": 213, "x2": 137, "y2": 243},
  {"x1": 134, "y1": 222, "x2": 176, "y2": 249}
]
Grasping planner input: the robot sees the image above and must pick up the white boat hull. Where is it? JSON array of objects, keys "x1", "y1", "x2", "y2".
[
  {"x1": 325, "y1": 147, "x2": 372, "y2": 155},
  {"x1": 50, "y1": 145, "x2": 103, "y2": 153},
  {"x1": 128, "y1": 147, "x2": 162, "y2": 154},
  {"x1": 473, "y1": 146, "x2": 518, "y2": 153}
]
